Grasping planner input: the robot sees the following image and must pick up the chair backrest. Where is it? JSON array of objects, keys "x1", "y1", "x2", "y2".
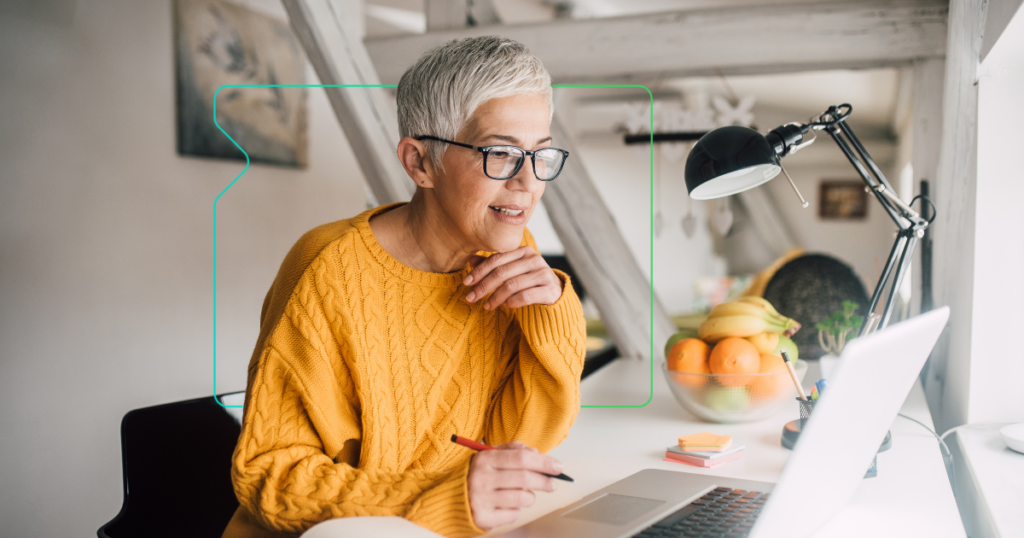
[{"x1": 98, "y1": 393, "x2": 244, "y2": 538}]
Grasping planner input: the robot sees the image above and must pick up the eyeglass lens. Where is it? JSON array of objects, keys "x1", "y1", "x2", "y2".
[{"x1": 485, "y1": 147, "x2": 565, "y2": 180}]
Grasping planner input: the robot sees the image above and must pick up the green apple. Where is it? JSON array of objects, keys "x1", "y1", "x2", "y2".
[
  {"x1": 664, "y1": 329, "x2": 699, "y2": 358},
  {"x1": 773, "y1": 335, "x2": 799, "y2": 362},
  {"x1": 704, "y1": 385, "x2": 750, "y2": 412}
]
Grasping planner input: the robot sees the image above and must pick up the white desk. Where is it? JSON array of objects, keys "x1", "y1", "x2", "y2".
[
  {"x1": 952, "y1": 424, "x2": 1024, "y2": 538},
  {"x1": 304, "y1": 357, "x2": 964, "y2": 538}
]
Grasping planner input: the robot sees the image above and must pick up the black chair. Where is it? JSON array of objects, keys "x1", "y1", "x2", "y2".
[{"x1": 98, "y1": 392, "x2": 245, "y2": 538}]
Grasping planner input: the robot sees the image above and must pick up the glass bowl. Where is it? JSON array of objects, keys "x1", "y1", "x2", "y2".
[{"x1": 661, "y1": 360, "x2": 808, "y2": 423}]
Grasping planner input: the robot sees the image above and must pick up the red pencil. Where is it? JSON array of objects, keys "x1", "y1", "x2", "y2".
[{"x1": 450, "y1": 434, "x2": 574, "y2": 482}]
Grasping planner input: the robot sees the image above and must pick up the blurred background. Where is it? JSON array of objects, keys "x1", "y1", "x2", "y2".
[{"x1": 1, "y1": 0, "x2": 1021, "y2": 536}]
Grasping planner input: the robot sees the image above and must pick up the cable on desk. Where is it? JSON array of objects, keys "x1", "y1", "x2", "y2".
[
  {"x1": 938, "y1": 422, "x2": 1007, "y2": 443},
  {"x1": 897, "y1": 413, "x2": 955, "y2": 490}
]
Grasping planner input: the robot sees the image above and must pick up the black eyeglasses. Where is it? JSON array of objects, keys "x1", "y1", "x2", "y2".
[{"x1": 414, "y1": 135, "x2": 569, "y2": 181}]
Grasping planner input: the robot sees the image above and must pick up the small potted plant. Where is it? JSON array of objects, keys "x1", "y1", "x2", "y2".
[{"x1": 816, "y1": 301, "x2": 863, "y2": 356}]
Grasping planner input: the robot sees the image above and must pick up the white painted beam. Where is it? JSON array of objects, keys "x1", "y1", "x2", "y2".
[
  {"x1": 425, "y1": 0, "x2": 500, "y2": 30},
  {"x1": 980, "y1": 0, "x2": 1024, "y2": 61},
  {"x1": 547, "y1": 118, "x2": 677, "y2": 362},
  {"x1": 283, "y1": 0, "x2": 415, "y2": 205},
  {"x1": 365, "y1": 1, "x2": 949, "y2": 84},
  {"x1": 921, "y1": 0, "x2": 986, "y2": 435}
]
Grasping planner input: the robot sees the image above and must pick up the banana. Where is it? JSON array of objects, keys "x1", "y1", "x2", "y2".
[
  {"x1": 709, "y1": 301, "x2": 777, "y2": 319},
  {"x1": 737, "y1": 296, "x2": 785, "y2": 319},
  {"x1": 698, "y1": 315, "x2": 787, "y2": 342},
  {"x1": 734, "y1": 296, "x2": 801, "y2": 335}
]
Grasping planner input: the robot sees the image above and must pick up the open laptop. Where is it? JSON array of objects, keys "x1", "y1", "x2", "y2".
[{"x1": 503, "y1": 307, "x2": 950, "y2": 538}]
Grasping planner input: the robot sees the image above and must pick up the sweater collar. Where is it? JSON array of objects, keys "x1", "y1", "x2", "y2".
[{"x1": 354, "y1": 202, "x2": 474, "y2": 288}]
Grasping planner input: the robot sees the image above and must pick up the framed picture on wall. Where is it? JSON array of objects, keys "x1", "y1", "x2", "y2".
[
  {"x1": 819, "y1": 180, "x2": 868, "y2": 219},
  {"x1": 174, "y1": 0, "x2": 308, "y2": 167}
]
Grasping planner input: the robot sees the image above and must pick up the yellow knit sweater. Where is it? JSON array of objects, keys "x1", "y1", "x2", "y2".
[{"x1": 223, "y1": 203, "x2": 586, "y2": 538}]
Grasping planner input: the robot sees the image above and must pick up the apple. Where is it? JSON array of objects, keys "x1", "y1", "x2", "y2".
[{"x1": 704, "y1": 385, "x2": 750, "y2": 412}]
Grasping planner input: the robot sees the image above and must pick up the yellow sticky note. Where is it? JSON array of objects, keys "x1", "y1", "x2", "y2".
[{"x1": 678, "y1": 432, "x2": 732, "y2": 450}]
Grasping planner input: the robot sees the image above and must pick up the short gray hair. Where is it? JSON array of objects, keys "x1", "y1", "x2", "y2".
[{"x1": 397, "y1": 36, "x2": 553, "y2": 173}]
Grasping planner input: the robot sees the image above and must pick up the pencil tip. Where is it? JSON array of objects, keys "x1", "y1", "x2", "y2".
[{"x1": 451, "y1": 434, "x2": 457, "y2": 442}]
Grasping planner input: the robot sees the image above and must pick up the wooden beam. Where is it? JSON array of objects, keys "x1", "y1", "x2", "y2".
[
  {"x1": 920, "y1": 0, "x2": 986, "y2": 434},
  {"x1": 425, "y1": 0, "x2": 500, "y2": 31},
  {"x1": 283, "y1": 0, "x2": 415, "y2": 205},
  {"x1": 980, "y1": 0, "x2": 1024, "y2": 61},
  {"x1": 736, "y1": 188, "x2": 797, "y2": 260},
  {"x1": 546, "y1": 118, "x2": 678, "y2": 362},
  {"x1": 365, "y1": 1, "x2": 949, "y2": 85}
]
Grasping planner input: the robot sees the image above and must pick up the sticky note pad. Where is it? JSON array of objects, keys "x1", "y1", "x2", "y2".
[{"x1": 678, "y1": 432, "x2": 732, "y2": 451}]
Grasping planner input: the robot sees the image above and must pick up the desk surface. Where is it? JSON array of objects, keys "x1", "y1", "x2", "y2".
[
  {"x1": 483, "y1": 356, "x2": 964, "y2": 538},
  {"x1": 954, "y1": 424, "x2": 1024, "y2": 537},
  {"x1": 302, "y1": 357, "x2": 964, "y2": 538}
]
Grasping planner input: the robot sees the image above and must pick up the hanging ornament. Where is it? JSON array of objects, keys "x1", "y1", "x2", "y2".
[
  {"x1": 712, "y1": 95, "x2": 756, "y2": 128},
  {"x1": 659, "y1": 101, "x2": 688, "y2": 163},
  {"x1": 682, "y1": 207, "x2": 698, "y2": 238},
  {"x1": 712, "y1": 199, "x2": 734, "y2": 236},
  {"x1": 654, "y1": 144, "x2": 664, "y2": 238}
]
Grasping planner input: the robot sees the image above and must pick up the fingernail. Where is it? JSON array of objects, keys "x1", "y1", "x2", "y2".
[
  {"x1": 552, "y1": 461, "x2": 563, "y2": 473},
  {"x1": 464, "y1": 275, "x2": 473, "y2": 285},
  {"x1": 551, "y1": 480, "x2": 558, "y2": 491},
  {"x1": 466, "y1": 292, "x2": 475, "y2": 302}
]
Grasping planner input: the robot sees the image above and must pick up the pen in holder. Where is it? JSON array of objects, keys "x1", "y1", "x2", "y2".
[{"x1": 782, "y1": 396, "x2": 891, "y2": 478}]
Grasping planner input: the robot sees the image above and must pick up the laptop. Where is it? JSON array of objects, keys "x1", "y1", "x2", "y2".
[{"x1": 502, "y1": 307, "x2": 950, "y2": 538}]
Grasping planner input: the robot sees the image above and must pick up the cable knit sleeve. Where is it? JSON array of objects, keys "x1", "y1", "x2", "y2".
[
  {"x1": 231, "y1": 294, "x2": 486, "y2": 537},
  {"x1": 482, "y1": 257, "x2": 587, "y2": 452}
]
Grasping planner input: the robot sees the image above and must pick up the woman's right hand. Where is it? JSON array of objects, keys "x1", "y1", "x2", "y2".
[{"x1": 467, "y1": 440, "x2": 562, "y2": 530}]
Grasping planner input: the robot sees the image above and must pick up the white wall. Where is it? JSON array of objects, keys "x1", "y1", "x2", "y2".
[
  {"x1": 967, "y1": 5, "x2": 1024, "y2": 424},
  {"x1": 0, "y1": 1, "x2": 368, "y2": 535}
]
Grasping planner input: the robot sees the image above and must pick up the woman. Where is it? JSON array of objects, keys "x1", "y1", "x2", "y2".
[{"x1": 222, "y1": 36, "x2": 586, "y2": 538}]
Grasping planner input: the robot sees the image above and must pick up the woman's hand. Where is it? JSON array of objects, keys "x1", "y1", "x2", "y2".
[
  {"x1": 464, "y1": 247, "x2": 563, "y2": 310},
  {"x1": 467, "y1": 441, "x2": 562, "y2": 530}
]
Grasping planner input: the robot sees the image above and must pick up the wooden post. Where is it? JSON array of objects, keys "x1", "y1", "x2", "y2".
[
  {"x1": 282, "y1": 0, "x2": 415, "y2": 206},
  {"x1": 910, "y1": 57, "x2": 944, "y2": 319},
  {"x1": 547, "y1": 118, "x2": 678, "y2": 362},
  {"x1": 921, "y1": 0, "x2": 986, "y2": 434}
]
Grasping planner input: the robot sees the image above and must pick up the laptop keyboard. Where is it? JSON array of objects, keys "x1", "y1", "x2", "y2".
[{"x1": 631, "y1": 487, "x2": 768, "y2": 538}]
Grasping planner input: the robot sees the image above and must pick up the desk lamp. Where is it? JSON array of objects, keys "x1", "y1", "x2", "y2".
[{"x1": 684, "y1": 104, "x2": 935, "y2": 334}]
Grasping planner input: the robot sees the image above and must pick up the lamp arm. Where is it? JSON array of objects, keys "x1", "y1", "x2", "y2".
[
  {"x1": 800, "y1": 105, "x2": 931, "y2": 333},
  {"x1": 825, "y1": 128, "x2": 909, "y2": 227}
]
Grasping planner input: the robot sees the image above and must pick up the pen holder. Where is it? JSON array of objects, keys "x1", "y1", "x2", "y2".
[
  {"x1": 797, "y1": 397, "x2": 816, "y2": 430},
  {"x1": 783, "y1": 397, "x2": 890, "y2": 478}
]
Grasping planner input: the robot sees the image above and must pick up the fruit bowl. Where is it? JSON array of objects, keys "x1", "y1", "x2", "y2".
[{"x1": 662, "y1": 360, "x2": 808, "y2": 423}]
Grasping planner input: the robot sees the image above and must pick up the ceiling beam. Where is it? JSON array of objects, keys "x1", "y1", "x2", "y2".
[
  {"x1": 284, "y1": 0, "x2": 416, "y2": 205},
  {"x1": 365, "y1": 1, "x2": 948, "y2": 84}
]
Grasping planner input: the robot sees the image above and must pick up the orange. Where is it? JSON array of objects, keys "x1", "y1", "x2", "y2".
[
  {"x1": 746, "y1": 332, "x2": 780, "y2": 354},
  {"x1": 749, "y1": 353, "x2": 791, "y2": 398},
  {"x1": 666, "y1": 338, "x2": 711, "y2": 388},
  {"x1": 708, "y1": 337, "x2": 761, "y2": 387}
]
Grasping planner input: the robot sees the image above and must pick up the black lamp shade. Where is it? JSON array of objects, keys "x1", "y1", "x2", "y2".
[{"x1": 684, "y1": 126, "x2": 782, "y2": 200}]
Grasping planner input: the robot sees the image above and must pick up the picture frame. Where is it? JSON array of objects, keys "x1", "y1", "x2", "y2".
[
  {"x1": 174, "y1": 0, "x2": 308, "y2": 167},
  {"x1": 819, "y1": 180, "x2": 868, "y2": 220}
]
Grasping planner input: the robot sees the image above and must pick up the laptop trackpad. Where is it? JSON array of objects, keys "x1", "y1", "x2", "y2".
[{"x1": 561, "y1": 493, "x2": 665, "y2": 526}]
